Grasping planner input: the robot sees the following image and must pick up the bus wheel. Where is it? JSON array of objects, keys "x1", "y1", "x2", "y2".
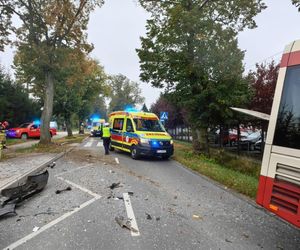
[{"x1": 131, "y1": 145, "x2": 139, "y2": 160}]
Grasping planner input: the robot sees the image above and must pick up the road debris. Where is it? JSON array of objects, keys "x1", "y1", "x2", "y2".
[
  {"x1": 174, "y1": 195, "x2": 177, "y2": 199},
  {"x1": 146, "y1": 213, "x2": 152, "y2": 220},
  {"x1": 55, "y1": 186, "x2": 72, "y2": 194},
  {"x1": 115, "y1": 216, "x2": 138, "y2": 233},
  {"x1": 192, "y1": 214, "x2": 202, "y2": 220},
  {"x1": 109, "y1": 182, "x2": 121, "y2": 190},
  {"x1": 225, "y1": 238, "x2": 232, "y2": 243},
  {"x1": 0, "y1": 203, "x2": 16, "y2": 218},
  {"x1": 109, "y1": 170, "x2": 115, "y2": 174},
  {"x1": 1, "y1": 170, "x2": 49, "y2": 206},
  {"x1": 32, "y1": 226, "x2": 40, "y2": 232},
  {"x1": 115, "y1": 158, "x2": 120, "y2": 164},
  {"x1": 128, "y1": 192, "x2": 134, "y2": 196},
  {"x1": 156, "y1": 217, "x2": 160, "y2": 221},
  {"x1": 48, "y1": 161, "x2": 56, "y2": 168}
]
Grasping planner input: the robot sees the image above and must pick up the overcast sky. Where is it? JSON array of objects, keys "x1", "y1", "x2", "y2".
[{"x1": 0, "y1": 0, "x2": 300, "y2": 107}]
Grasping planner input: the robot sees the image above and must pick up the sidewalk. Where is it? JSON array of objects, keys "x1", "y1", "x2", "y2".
[{"x1": 0, "y1": 153, "x2": 58, "y2": 193}]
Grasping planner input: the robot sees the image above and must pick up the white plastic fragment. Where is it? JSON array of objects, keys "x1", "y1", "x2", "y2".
[{"x1": 32, "y1": 226, "x2": 39, "y2": 232}]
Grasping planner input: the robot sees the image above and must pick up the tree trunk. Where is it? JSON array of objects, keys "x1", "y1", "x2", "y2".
[
  {"x1": 40, "y1": 71, "x2": 54, "y2": 145},
  {"x1": 65, "y1": 116, "x2": 73, "y2": 137},
  {"x1": 198, "y1": 126, "x2": 209, "y2": 155}
]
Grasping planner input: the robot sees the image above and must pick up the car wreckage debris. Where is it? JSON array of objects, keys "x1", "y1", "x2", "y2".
[
  {"x1": 55, "y1": 186, "x2": 72, "y2": 194},
  {"x1": 0, "y1": 203, "x2": 16, "y2": 218},
  {"x1": 0, "y1": 170, "x2": 49, "y2": 219},
  {"x1": 109, "y1": 182, "x2": 121, "y2": 190},
  {"x1": 146, "y1": 213, "x2": 152, "y2": 220},
  {"x1": 115, "y1": 216, "x2": 138, "y2": 233},
  {"x1": 48, "y1": 162, "x2": 56, "y2": 168}
]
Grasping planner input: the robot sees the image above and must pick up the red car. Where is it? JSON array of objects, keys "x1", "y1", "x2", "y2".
[{"x1": 6, "y1": 123, "x2": 57, "y2": 140}]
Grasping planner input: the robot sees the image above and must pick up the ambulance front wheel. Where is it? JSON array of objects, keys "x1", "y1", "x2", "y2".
[
  {"x1": 109, "y1": 142, "x2": 114, "y2": 151},
  {"x1": 131, "y1": 145, "x2": 140, "y2": 160}
]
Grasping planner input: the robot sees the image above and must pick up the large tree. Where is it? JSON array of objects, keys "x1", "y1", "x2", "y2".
[
  {"x1": 53, "y1": 50, "x2": 107, "y2": 136},
  {"x1": 0, "y1": 0, "x2": 103, "y2": 144},
  {"x1": 137, "y1": 0, "x2": 265, "y2": 153},
  {"x1": 108, "y1": 74, "x2": 145, "y2": 112},
  {"x1": 247, "y1": 60, "x2": 279, "y2": 115}
]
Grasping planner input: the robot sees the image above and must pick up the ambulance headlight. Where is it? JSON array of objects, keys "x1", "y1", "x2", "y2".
[{"x1": 140, "y1": 137, "x2": 149, "y2": 144}]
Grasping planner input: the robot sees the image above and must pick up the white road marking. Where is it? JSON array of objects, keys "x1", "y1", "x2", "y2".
[
  {"x1": 4, "y1": 196, "x2": 101, "y2": 250},
  {"x1": 84, "y1": 141, "x2": 93, "y2": 147},
  {"x1": 123, "y1": 193, "x2": 140, "y2": 237},
  {"x1": 115, "y1": 158, "x2": 120, "y2": 164},
  {"x1": 57, "y1": 177, "x2": 100, "y2": 198},
  {"x1": 96, "y1": 142, "x2": 102, "y2": 147}
]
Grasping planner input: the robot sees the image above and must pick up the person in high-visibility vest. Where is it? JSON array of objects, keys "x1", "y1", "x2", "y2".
[{"x1": 102, "y1": 123, "x2": 111, "y2": 155}]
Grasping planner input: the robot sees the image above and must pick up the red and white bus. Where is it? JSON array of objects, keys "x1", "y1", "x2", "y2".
[{"x1": 256, "y1": 40, "x2": 300, "y2": 228}]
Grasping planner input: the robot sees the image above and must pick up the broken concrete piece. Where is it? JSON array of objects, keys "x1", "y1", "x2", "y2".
[{"x1": 33, "y1": 226, "x2": 40, "y2": 232}]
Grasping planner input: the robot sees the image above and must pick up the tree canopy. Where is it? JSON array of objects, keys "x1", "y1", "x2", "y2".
[
  {"x1": 108, "y1": 74, "x2": 145, "y2": 112},
  {"x1": 137, "y1": 0, "x2": 266, "y2": 152}
]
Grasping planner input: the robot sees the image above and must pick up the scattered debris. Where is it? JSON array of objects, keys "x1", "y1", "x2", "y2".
[
  {"x1": 156, "y1": 217, "x2": 160, "y2": 221},
  {"x1": 109, "y1": 182, "x2": 121, "y2": 190},
  {"x1": 116, "y1": 196, "x2": 124, "y2": 200},
  {"x1": 174, "y1": 195, "x2": 177, "y2": 199},
  {"x1": 87, "y1": 220, "x2": 91, "y2": 223},
  {"x1": 242, "y1": 233, "x2": 249, "y2": 239},
  {"x1": 48, "y1": 162, "x2": 56, "y2": 168},
  {"x1": 128, "y1": 192, "x2": 134, "y2": 196},
  {"x1": 0, "y1": 203, "x2": 16, "y2": 218},
  {"x1": 16, "y1": 218, "x2": 21, "y2": 222},
  {"x1": 192, "y1": 214, "x2": 202, "y2": 220},
  {"x1": 115, "y1": 158, "x2": 120, "y2": 164},
  {"x1": 115, "y1": 216, "x2": 138, "y2": 233},
  {"x1": 33, "y1": 226, "x2": 40, "y2": 232},
  {"x1": 146, "y1": 213, "x2": 152, "y2": 220},
  {"x1": 1, "y1": 170, "x2": 49, "y2": 207},
  {"x1": 225, "y1": 239, "x2": 232, "y2": 243},
  {"x1": 109, "y1": 170, "x2": 115, "y2": 174},
  {"x1": 107, "y1": 196, "x2": 112, "y2": 199},
  {"x1": 55, "y1": 186, "x2": 72, "y2": 194}
]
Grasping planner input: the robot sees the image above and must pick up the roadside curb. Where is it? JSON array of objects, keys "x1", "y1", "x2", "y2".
[{"x1": 0, "y1": 136, "x2": 88, "y2": 193}]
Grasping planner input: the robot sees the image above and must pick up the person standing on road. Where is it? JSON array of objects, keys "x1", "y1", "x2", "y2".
[{"x1": 102, "y1": 122, "x2": 111, "y2": 155}]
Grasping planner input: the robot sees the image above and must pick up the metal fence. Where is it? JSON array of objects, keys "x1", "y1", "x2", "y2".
[{"x1": 168, "y1": 126, "x2": 192, "y2": 142}]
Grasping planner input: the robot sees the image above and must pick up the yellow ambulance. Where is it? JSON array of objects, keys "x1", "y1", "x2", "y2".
[{"x1": 109, "y1": 111, "x2": 174, "y2": 159}]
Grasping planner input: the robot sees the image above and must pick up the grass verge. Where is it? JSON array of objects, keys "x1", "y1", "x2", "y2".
[{"x1": 173, "y1": 141, "x2": 260, "y2": 199}]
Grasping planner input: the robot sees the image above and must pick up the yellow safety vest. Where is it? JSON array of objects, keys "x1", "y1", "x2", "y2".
[{"x1": 102, "y1": 127, "x2": 111, "y2": 138}]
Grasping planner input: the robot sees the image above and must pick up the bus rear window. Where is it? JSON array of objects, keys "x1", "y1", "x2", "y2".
[{"x1": 273, "y1": 65, "x2": 300, "y2": 149}]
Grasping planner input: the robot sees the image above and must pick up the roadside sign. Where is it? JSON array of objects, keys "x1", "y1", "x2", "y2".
[{"x1": 160, "y1": 112, "x2": 168, "y2": 121}]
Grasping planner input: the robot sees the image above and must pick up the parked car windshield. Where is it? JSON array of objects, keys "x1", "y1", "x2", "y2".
[
  {"x1": 247, "y1": 131, "x2": 261, "y2": 139},
  {"x1": 18, "y1": 123, "x2": 31, "y2": 128},
  {"x1": 133, "y1": 118, "x2": 165, "y2": 132}
]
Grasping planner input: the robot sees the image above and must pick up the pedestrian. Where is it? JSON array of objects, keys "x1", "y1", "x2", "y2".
[{"x1": 102, "y1": 122, "x2": 111, "y2": 155}]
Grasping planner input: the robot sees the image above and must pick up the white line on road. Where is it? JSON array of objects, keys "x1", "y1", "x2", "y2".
[
  {"x1": 4, "y1": 196, "x2": 101, "y2": 250},
  {"x1": 84, "y1": 141, "x2": 93, "y2": 147},
  {"x1": 96, "y1": 142, "x2": 102, "y2": 147},
  {"x1": 57, "y1": 176, "x2": 100, "y2": 198},
  {"x1": 123, "y1": 193, "x2": 140, "y2": 237}
]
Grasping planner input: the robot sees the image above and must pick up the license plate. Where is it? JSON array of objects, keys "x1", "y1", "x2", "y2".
[{"x1": 157, "y1": 150, "x2": 167, "y2": 153}]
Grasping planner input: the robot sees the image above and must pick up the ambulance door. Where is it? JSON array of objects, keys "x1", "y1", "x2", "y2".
[
  {"x1": 111, "y1": 117, "x2": 125, "y2": 149},
  {"x1": 124, "y1": 118, "x2": 135, "y2": 150}
]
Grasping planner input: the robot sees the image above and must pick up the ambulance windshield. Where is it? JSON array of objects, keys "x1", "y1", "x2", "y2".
[{"x1": 133, "y1": 118, "x2": 165, "y2": 132}]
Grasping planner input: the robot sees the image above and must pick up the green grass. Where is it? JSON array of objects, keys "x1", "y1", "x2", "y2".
[
  {"x1": 6, "y1": 138, "x2": 25, "y2": 146},
  {"x1": 173, "y1": 141, "x2": 260, "y2": 199}
]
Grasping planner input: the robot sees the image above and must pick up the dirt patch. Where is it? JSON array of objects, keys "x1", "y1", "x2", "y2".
[{"x1": 65, "y1": 148, "x2": 117, "y2": 165}]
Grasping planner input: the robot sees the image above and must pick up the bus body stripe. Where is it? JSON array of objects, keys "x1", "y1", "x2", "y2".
[{"x1": 280, "y1": 51, "x2": 300, "y2": 68}]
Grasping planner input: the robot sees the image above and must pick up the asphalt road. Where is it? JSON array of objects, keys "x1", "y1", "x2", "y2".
[{"x1": 0, "y1": 137, "x2": 299, "y2": 250}]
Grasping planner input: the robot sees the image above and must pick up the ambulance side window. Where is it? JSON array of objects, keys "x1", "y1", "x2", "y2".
[
  {"x1": 113, "y1": 118, "x2": 124, "y2": 131},
  {"x1": 126, "y1": 119, "x2": 134, "y2": 132}
]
